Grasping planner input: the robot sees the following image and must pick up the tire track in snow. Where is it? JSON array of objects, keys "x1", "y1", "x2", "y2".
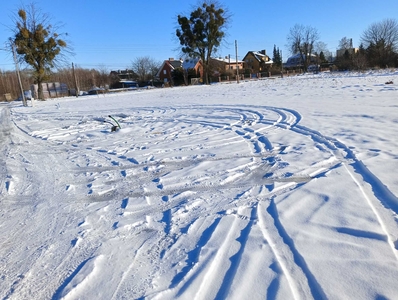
[
  {"x1": 281, "y1": 112, "x2": 398, "y2": 260},
  {"x1": 0, "y1": 116, "x2": 106, "y2": 299},
  {"x1": 213, "y1": 206, "x2": 258, "y2": 299},
  {"x1": 258, "y1": 198, "x2": 327, "y2": 300},
  {"x1": 141, "y1": 108, "x2": 397, "y2": 299},
  {"x1": 8, "y1": 103, "x2": 397, "y2": 298},
  {"x1": 168, "y1": 217, "x2": 222, "y2": 291}
]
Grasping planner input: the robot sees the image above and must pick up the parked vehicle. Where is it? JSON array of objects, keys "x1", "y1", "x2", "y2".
[
  {"x1": 17, "y1": 90, "x2": 33, "y2": 101},
  {"x1": 307, "y1": 65, "x2": 320, "y2": 73},
  {"x1": 88, "y1": 86, "x2": 106, "y2": 95}
]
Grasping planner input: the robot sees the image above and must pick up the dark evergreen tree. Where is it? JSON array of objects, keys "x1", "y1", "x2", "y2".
[
  {"x1": 366, "y1": 39, "x2": 395, "y2": 68},
  {"x1": 13, "y1": 4, "x2": 67, "y2": 100},
  {"x1": 319, "y1": 51, "x2": 326, "y2": 63},
  {"x1": 335, "y1": 49, "x2": 352, "y2": 70},
  {"x1": 176, "y1": 2, "x2": 229, "y2": 85},
  {"x1": 272, "y1": 45, "x2": 282, "y2": 68},
  {"x1": 172, "y1": 68, "x2": 185, "y2": 86}
]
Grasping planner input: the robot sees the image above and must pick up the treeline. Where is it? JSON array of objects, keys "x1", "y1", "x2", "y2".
[
  {"x1": 334, "y1": 44, "x2": 398, "y2": 71},
  {"x1": 0, "y1": 70, "x2": 23, "y2": 101},
  {"x1": 282, "y1": 19, "x2": 398, "y2": 72},
  {"x1": 0, "y1": 66, "x2": 120, "y2": 101}
]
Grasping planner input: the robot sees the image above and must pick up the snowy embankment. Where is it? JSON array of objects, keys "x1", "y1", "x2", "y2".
[
  {"x1": 0, "y1": 106, "x2": 11, "y2": 142},
  {"x1": 1, "y1": 71, "x2": 398, "y2": 299}
]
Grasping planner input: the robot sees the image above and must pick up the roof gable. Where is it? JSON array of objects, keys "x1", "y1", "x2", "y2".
[
  {"x1": 211, "y1": 57, "x2": 243, "y2": 64},
  {"x1": 243, "y1": 51, "x2": 271, "y2": 62},
  {"x1": 169, "y1": 59, "x2": 183, "y2": 69},
  {"x1": 156, "y1": 59, "x2": 183, "y2": 77},
  {"x1": 182, "y1": 58, "x2": 201, "y2": 70}
]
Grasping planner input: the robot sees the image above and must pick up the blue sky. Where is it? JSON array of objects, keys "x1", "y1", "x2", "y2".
[{"x1": 1, "y1": 0, "x2": 397, "y2": 71}]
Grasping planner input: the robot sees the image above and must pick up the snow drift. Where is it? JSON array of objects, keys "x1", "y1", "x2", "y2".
[{"x1": 1, "y1": 70, "x2": 398, "y2": 300}]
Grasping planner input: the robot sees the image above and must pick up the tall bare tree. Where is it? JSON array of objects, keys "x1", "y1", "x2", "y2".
[
  {"x1": 131, "y1": 56, "x2": 160, "y2": 82},
  {"x1": 338, "y1": 37, "x2": 353, "y2": 50},
  {"x1": 315, "y1": 41, "x2": 329, "y2": 56},
  {"x1": 96, "y1": 64, "x2": 111, "y2": 88},
  {"x1": 287, "y1": 24, "x2": 320, "y2": 71},
  {"x1": 361, "y1": 18, "x2": 398, "y2": 68},
  {"x1": 12, "y1": 3, "x2": 68, "y2": 100}
]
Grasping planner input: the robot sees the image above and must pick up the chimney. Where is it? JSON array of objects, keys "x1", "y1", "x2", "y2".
[{"x1": 169, "y1": 58, "x2": 174, "y2": 61}]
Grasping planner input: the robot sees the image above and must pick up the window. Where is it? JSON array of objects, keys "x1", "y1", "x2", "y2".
[{"x1": 163, "y1": 70, "x2": 167, "y2": 75}]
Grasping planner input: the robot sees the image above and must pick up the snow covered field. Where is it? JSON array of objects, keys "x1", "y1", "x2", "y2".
[{"x1": 1, "y1": 71, "x2": 398, "y2": 299}]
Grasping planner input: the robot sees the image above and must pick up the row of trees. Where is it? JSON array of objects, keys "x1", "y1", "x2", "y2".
[
  {"x1": 1, "y1": 1, "x2": 227, "y2": 101},
  {"x1": 284, "y1": 19, "x2": 398, "y2": 71},
  {"x1": 0, "y1": 60, "x2": 163, "y2": 101},
  {"x1": 334, "y1": 19, "x2": 398, "y2": 70},
  {"x1": 0, "y1": 67, "x2": 113, "y2": 100},
  {"x1": 2, "y1": 1, "x2": 398, "y2": 101}
]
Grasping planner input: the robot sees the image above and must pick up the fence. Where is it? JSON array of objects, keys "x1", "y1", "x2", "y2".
[{"x1": 31, "y1": 82, "x2": 69, "y2": 99}]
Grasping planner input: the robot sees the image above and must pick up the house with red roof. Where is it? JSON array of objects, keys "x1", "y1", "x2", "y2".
[{"x1": 156, "y1": 58, "x2": 203, "y2": 85}]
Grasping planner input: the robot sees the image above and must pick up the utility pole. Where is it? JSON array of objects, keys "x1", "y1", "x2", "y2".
[
  {"x1": 280, "y1": 50, "x2": 284, "y2": 78},
  {"x1": 10, "y1": 40, "x2": 27, "y2": 107},
  {"x1": 228, "y1": 54, "x2": 231, "y2": 82},
  {"x1": 72, "y1": 62, "x2": 79, "y2": 97},
  {"x1": 235, "y1": 40, "x2": 239, "y2": 84}
]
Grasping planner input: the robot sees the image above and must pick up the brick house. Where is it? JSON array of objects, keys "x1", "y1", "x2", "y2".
[
  {"x1": 210, "y1": 56, "x2": 244, "y2": 75},
  {"x1": 242, "y1": 50, "x2": 273, "y2": 74},
  {"x1": 156, "y1": 58, "x2": 203, "y2": 85},
  {"x1": 156, "y1": 58, "x2": 183, "y2": 83}
]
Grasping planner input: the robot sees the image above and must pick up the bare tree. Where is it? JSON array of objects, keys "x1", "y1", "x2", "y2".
[
  {"x1": 315, "y1": 41, "x2": 332, "y2": 65},
  {"x1": 315, "y1": 41, "x2": 329, "y2": 56},
  {"x1": 338, "y1": 37, "x2": 353, "y2": 50},
  {"x1": 96, "y1": 64, "x2": 111, "y2": 88},
  {"x1": 287, "y1": 24, "x2": 320, "y2": 71},
  {"x1": 361, "y1": 18, "x2": 398, "y2": 67},
  {"x1": 131, "y1": 56, "x2": 160, "y2": 82},
  {"x1": 361, "y1": 19, "x2": 398, "y2": 51}
]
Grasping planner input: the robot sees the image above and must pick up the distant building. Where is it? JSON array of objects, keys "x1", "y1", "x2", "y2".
[
  {"x1": 110, "y1": 69, "x2": 137, "y2": 80},
  {"x1": 156, "y1": 58, "x2": 203, "y2": 85},
  {"x1": 182, "y1": 58, "x2": 203, "y2": 78},
  {"x1": 156, "y1": 58, "x2": 184, "y2": 83},
  {"x1": 211, "y1": 56, "x2": 244, "y2": 72},
  {"x1": 336, "y1": 38, "x2": 359, "y2": 57},
  {"x1": 336, "y1": 48, "x2": 359, "y2": 57},
  {"x1": 242, "y1": 50, "x2": 273, "y2": 73},
  {"x1": 284, "y1": 53, "x2": 317, "y2": 69},
  {"x1": 112, "y1": 80, "x2": 139, "y2": 89}
]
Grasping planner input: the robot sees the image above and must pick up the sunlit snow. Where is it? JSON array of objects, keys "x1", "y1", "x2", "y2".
[{"x1": 1, "y1": 70, "x2": 398, "y2": 299}]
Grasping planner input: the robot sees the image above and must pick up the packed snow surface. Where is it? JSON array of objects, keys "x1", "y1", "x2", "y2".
[{"x1": 1, "y1": 71, "x2": 398, "y2": 299}]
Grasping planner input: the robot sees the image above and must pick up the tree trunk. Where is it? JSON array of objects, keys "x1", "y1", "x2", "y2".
[
  {"x1": 203, "y1": 55, "x2": 210, "y2": 85},
  {"x1": 37, "y1": 80, "x2": 45, "y2": 100},
  {"x1": 204, "y1": 64, "x2": 209, "y2": 85}
]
